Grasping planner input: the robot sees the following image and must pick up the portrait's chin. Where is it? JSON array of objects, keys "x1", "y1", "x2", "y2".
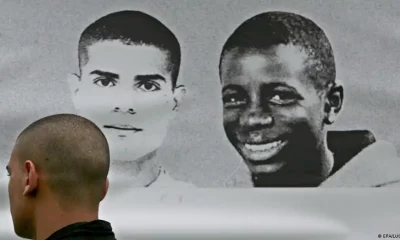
[{"x1": 246, "y1": 160, "x2": 286, "y2": 175}]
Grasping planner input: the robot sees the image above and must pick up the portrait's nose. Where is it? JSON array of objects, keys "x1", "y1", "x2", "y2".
[
  {"x1": 113, "y1": 107, "x2": 136, "y2": 115},
  {"x1": 240, "y1": 110, "x2": 273, "y2": 129},
  {"x1": 112, "y1": 89, "x2": 136, "y2": 114}
]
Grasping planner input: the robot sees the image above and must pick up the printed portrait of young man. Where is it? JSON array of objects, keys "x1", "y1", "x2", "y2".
[
  {"x1": 219, "y1": 11, "x2": 400, "y2": 187},
  {"x1": 67, "y1": 10, "x2": 194, "y2": 188}
]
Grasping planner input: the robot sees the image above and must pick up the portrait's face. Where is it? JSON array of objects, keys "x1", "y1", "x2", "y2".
[
  {"x1": 220, "y1": 44, "x2": 332, "y2": 176},
  {"x1": 7, "y1": 148, "x2": 34, "y2": 239},
  {"x1": 69, "y1": 41, "x2": 184, "y2": 161}
]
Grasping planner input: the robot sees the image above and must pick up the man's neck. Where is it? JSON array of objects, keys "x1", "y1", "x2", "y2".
[
  {"x1": 109, "y1": 150, "x2": 161, "y2": 187},
  {"x1": 34, "y1": 201, "x2": 99, "y2": 240}
]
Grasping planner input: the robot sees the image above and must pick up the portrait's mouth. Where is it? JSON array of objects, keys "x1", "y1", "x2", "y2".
[
  {"x1": 103, "y1": 124, "x2": 143, "y2": 132},
  {"x1": 242, "y1": 139, "x2": 288, "y2": 162}
]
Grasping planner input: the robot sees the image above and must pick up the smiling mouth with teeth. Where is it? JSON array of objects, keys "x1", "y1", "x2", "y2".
[{"x1": 243, "y1": 140, "x2": 288, "y2": 162}]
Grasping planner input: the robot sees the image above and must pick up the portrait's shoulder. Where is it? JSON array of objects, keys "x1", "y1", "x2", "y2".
[
  {"x1": 321, "y1": 138, "x2": 400, "y2": 187},
  {"x1": 223, "y1": 165, "x2": 253, "y2": 188},
  {"x1": 151, "y1": 169, "x2": 197, "y2": 188},
  {"x1": 355, "y1": 139, "x2": 400, "y2": 187},
  {"x1": 327, "y1": 130, "x2": 376, "y2": 154},
  {"x1": 327, "y1": 129, "x2": 377, "y2": 171},
  {"x1": 374, "y1": 180, "x2": 400, "y2": 187}
]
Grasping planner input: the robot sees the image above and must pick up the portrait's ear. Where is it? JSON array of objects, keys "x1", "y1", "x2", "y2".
[
  {"x1": 172, "y1": 84, "x2": 186, "y2": 111},
  {"x1": 323, "y1": 79, "x2": 344, "y2": 125},
  {"x1": 66, "y1": 73, "x2": 81, "y2": 96},
  {"x1": 22, "y1": 160, "x2": 38, "y2": 196}
]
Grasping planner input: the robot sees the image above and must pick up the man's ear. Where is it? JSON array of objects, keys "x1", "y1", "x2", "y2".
[
  {"x1": 22, "y1": 160, "x2": 38, "y2": 196},
  {"x1": 100, "y1": 178, "x2": 109, "y2": 202},
  {"x1": 323, "y1": 80, "x2": 344, "y2": 125},
  {"x1": 172, "y1": 84, "x2": 186, "y2": 111},
  {"x1": 67, "y1": 73, "x2": 81, "y2": 96}
]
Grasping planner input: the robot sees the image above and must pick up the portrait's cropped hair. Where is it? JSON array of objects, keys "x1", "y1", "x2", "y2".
[{"x1": 77, "y1": 10, "x2": 181, "y2": 85}]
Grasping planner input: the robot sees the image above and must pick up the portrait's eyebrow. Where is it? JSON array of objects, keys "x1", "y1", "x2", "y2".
[
  {"x1": 6, "y1": 165, "x2": 10, "y2": 173},
  {"x1": 263, "y1": 82, "x2": 298, "y2": 92},
  {"x1": 134, "y1": 74, "x2": 165, "y2": 82},
  {"x1": 90, "y1": 70, "x2": 119, "y2": 79},
  {"x1": 222, "y1": 84, "x2": 244, "y2": 93}
]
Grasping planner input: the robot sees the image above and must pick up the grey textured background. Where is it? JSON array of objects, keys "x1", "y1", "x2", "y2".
[{"x1": 1, "y1": 0, "x2": 400, "y2": 187}]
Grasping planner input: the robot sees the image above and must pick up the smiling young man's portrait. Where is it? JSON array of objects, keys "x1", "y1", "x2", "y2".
[
  {"x1": 67, "y1": 10, "x2": 193, "y2": 188},
  {"x1": 220, "y1": 11, "x2": 400, "y2": 187}
]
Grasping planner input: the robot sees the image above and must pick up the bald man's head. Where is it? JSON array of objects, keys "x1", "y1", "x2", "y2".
[{"x1": 13, "y1": 113, "x2": 110, "y2": 207}]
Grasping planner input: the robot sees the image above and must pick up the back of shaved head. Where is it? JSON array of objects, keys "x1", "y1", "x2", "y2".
[{"x1": 15, "y1": 113, "x2": 110, "y2": 208}]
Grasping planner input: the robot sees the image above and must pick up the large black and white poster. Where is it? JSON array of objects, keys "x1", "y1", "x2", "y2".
[{"x1": 1, "y1": 0, "x2": 400, "y2": 239}]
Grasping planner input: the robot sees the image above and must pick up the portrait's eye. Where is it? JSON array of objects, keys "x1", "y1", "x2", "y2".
[
  {"x1": 268, "y1": 91, "x2": 300, "y2": 105},
  {"x1": 93, "y1": 78, "x2": 117, "y2": 87},
  {"x1": 222, "y1": 93, "x2": 247, "y2": 108},
  {"x1": 136, "y1": 81, "x2": 161, "y2": 92}
]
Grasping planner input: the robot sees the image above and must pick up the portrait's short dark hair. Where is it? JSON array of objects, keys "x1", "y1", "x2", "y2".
[
  {"x1": 78, "y1": 10, "x2": 181, "y2": 86},
  {"x1": 219, "y1": 11, "x2": 336, "y2": 91},
  {"x1": 16, "y1": 114, "x2": 110, "y2": 208}
]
